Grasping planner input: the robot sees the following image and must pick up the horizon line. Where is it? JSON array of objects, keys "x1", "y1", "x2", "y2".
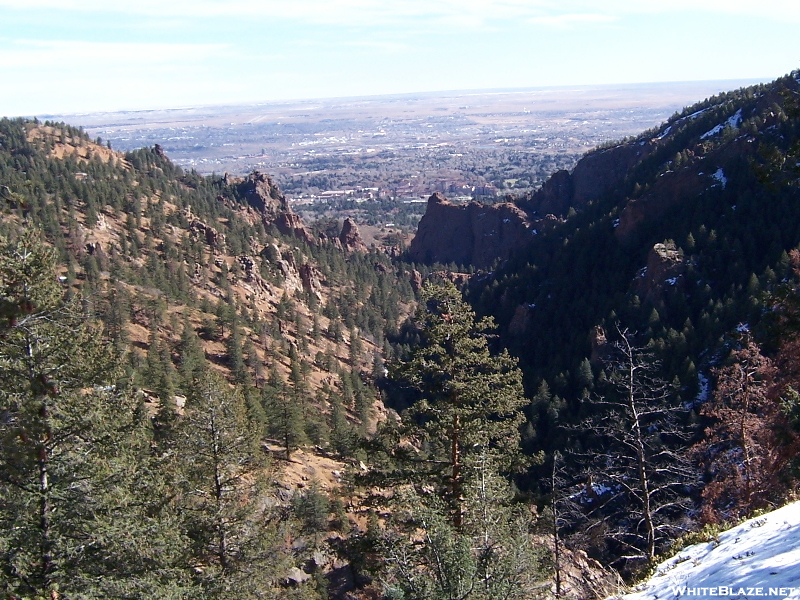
[{"x1": 25, "y1": 76, "x2": 774, "y2": 121}]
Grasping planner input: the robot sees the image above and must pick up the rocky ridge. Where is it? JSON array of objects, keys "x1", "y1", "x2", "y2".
[{"x1": 407, "y1": 192, "x2": 534, "y2": 268}]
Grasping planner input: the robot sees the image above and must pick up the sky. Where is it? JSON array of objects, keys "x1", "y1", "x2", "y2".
[{"x1": 1, "y1": 0, "x2": 799, "y2": 117}]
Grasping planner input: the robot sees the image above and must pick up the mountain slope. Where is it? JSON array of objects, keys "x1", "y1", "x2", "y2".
[
  {"x1": 409, "y1": 72, "x2": 800, "y2": 402},
  {"x1": 0, "y1": 116, "x2": 418, "y2": 456}
]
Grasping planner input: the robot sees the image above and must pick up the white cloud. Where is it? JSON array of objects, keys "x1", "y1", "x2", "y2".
[
  {"x1": 0, "y1": 39, "x2": 230, "y2": 69},
  {"x1": 1, "y1": 0, "x2": 798, "y2": 24},
  {"x1": 527, "y1": 13, "x2": 617, "y2": 28}
]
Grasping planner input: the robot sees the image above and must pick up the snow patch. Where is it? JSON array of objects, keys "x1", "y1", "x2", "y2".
[
  {"x1": 737, "y1": 323, "x2": 750, "y2": 333},
  {"x1": 613, "y1": 218, "x2": 620, "y2": 228},
  {"x1": 711, "y1": 168, "x2": 728, "y2": 189},
  {"x1": 616, "y1": 501, "x2": 800, "y2": 600},
  {"x1": 685, "y1": 107, "x2": 711, "y2": 121},
  {"x1": 656, "y1": 125, "x2": 672, "y2": 140},
  {"x1": 696, "y1": 372, "x2": 710, "y2": 404},
  {"x1": 700, "y1": 109, "x2": 743, "y2": 140},
  {"x1": 665, "y1": 277, "x2": 678, "y2": 285}
]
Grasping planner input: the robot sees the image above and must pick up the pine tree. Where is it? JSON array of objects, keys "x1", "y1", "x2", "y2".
[
  {"x1": 388, "y1": 281, "x2": 528, "y2": 527},
  {"x1": 0, "y1": 228, "x2": 186, "y2": 597},
  {"x1": 262, "y1": 366, "x2": 305, "y2": 460},
  {"x1": 379, "y1": 454, "x2": 545, "y2": 600},
  {"x1": 178, "y1": 314, "x2": 205, "y2": 386},
  {"x1": 176, "y1": 370, "x2": 287, "y2": 598}
]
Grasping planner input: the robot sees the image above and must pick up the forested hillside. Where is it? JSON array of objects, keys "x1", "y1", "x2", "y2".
[
  {"x1": 407, "y1": 72, "x2": 800, "y2": 573},
  {"x1": 0, "y1": 118, "x2": 427, "y2": 598},
  {"x1": 4, "y1": 71, "x2": 800, "y2": 599}
]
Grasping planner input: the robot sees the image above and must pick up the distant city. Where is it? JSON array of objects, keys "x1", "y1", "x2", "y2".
[{"x1": 46, "y1": 80, "x2": 759, "y2": 224}]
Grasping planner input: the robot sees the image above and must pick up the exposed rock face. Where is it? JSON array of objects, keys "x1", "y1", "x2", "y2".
[
  {"x1": 614, "y1": 134, "x2": 754, "y2": 243},
  {"x1": 189, "y1": 219, "x2": 226, "y2": 253},
  {"x1": 615, "y1": 169, "x2": 708, "y2": 242},
  {"x1": 338, "y1": 218, "x2": 367, "y2": 252},
  {"x1": 589, "y1": 325, "x2": 610, "y2": 365},
  {"x1": 237, "y1": 255, "x2": 256, "y2": 282},
  {"x1": 533, "y1": 169, "x2": 573, "y2": 216},
  {"x1": 298, "y1": 263, "x2": 323, "y2": 299},
  {"x1": 237, "y1": 171, "x2": 287, "y2": 215},
  {"x1": 408, "y1": 193, "x2": 532, "y2": 268},
  {"x1": 508, "y1": 304, "x2": 534, "y2": 337},
  {"x1": 635, "y1": 241, "x2": 686, "y2": 307},
  {"x1": 409, "y1": 269, "x2": 423, "y2": 292},
  {"x1": 232, "y1": 170, "x2": 320, "y2": 245},
  {"x1": 520, "y1": 142, "x2": 654, "y2": 217},
  {"x1": 559, "y1": 546, "x2": 623, "y2": 600},
  {"x1": 274, "y1": 212, "x2": 316, "y2": 246}
]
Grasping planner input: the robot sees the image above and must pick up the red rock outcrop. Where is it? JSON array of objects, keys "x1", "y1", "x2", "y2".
[
  {"x1": 589, "y1": 325, "x2": 610, "y2": 365},
  {"x1": 299, "y1": 263, "x2": 323, "y2": 299},
  {"x1": 338, "y1": 217, "x2": 367, "y2": 252},
  {"x1": 520, "y1": 142, "x2": 655, "y2": 217},
  {"x1": 615, "y1": 170, "x2": 708, "y2": 242},
  {"x1": 407, "y1": 193, "x2": 533, "y2": 268},
  {"x1": 273, "y1": 212, "x2": 316, "y2": 246},
  {"x1": 237, "y1": 171, "x2": 287, "y2": 215},
  {"x1": 189, "y1": 219, "x2": 226, "y2": 253},
  {"x1": 508, "y1": 304, "x2": 534, "y2": 337},
  {"x1": 409, "y1": 269, "x2": 423, "y2": 292},
  {"x1": 231, "y1": 170, "x2": 318, "y2": 245}
]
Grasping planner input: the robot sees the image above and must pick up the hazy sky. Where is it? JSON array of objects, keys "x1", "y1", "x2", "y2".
[{"x1": 1, "y1": 0, "x2": 799, "y2": 116}]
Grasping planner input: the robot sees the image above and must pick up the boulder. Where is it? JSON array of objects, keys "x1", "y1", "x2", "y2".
[
  {"x1": 635, "y1": 241, "x2": 686, "y2": 307},
  {"x1": 189, "y1": 219, "x2": 226, "y2": 253}
]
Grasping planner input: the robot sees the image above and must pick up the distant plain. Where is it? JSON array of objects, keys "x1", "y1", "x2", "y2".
[{"x1": 46, "y1": 79, "x2": 763, "y2": 199}]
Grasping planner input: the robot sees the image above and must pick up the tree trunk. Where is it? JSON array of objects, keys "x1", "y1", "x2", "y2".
[
  {"x1": 451, "y1": 412, "x2": 463, "y2": 529},
  {"x1": 211, "y1": 411, "x2": 230, "y2": 572},
  {"x1": 551, "y1": 455, "x2": 562, "y2": 598},
  {"x1": 624, "y1": 335, "x2": 656, "y2": 562},
  {"x1": 37, "y1": 397, "x2": 54, "y2": 593}
]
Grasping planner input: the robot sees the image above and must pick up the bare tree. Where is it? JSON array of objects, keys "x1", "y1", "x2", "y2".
[{"x1": 572, "y1": 328, "x2": 697, "y2": 569}]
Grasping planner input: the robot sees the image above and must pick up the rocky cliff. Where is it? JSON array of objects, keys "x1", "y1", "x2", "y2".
[
  {"x1": 236, "y1": 171, "x2": 288, "y2": 215},
  {"x1": 519, "y1": 141, "x2": 655, "y2": 217},
  {"x1": 229, "y1": 170, "x2": 319, "y2": 245},
  {"x1": 407, "y1": 193, "x2": 533, "y2": 268},
  {"x1": 407, "y1": 133, "x2": 659, "y2": 269}
]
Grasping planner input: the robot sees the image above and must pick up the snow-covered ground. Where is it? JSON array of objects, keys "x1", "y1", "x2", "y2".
[{"x1": 616, "y1": 501, "x2": 800, "y2": 600}]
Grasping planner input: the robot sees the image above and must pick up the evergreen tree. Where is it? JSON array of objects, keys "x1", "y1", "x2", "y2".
[
  {"x1": 176, "y1": 370, "x2": 287, "y2": 598},
  {"x1": 0, "y1": 229, "x2": 186, "y2": 597},
  {"x1": 386, "y1": 281, "x2": 529, "y2": 527},
  {"x1": 262, "y1": 366, "x2": 305, "y2": 460},
  {"x1": 178, "y1": 314, "x2": 205, "y2": 386},
  {"x1": 379, "y1": 455, "x2": 545, "y2": 600}
]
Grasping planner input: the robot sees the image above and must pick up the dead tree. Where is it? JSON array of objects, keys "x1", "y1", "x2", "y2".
[{"x1": 572, "y1": 327, "x2": 698, "y2": 570}]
